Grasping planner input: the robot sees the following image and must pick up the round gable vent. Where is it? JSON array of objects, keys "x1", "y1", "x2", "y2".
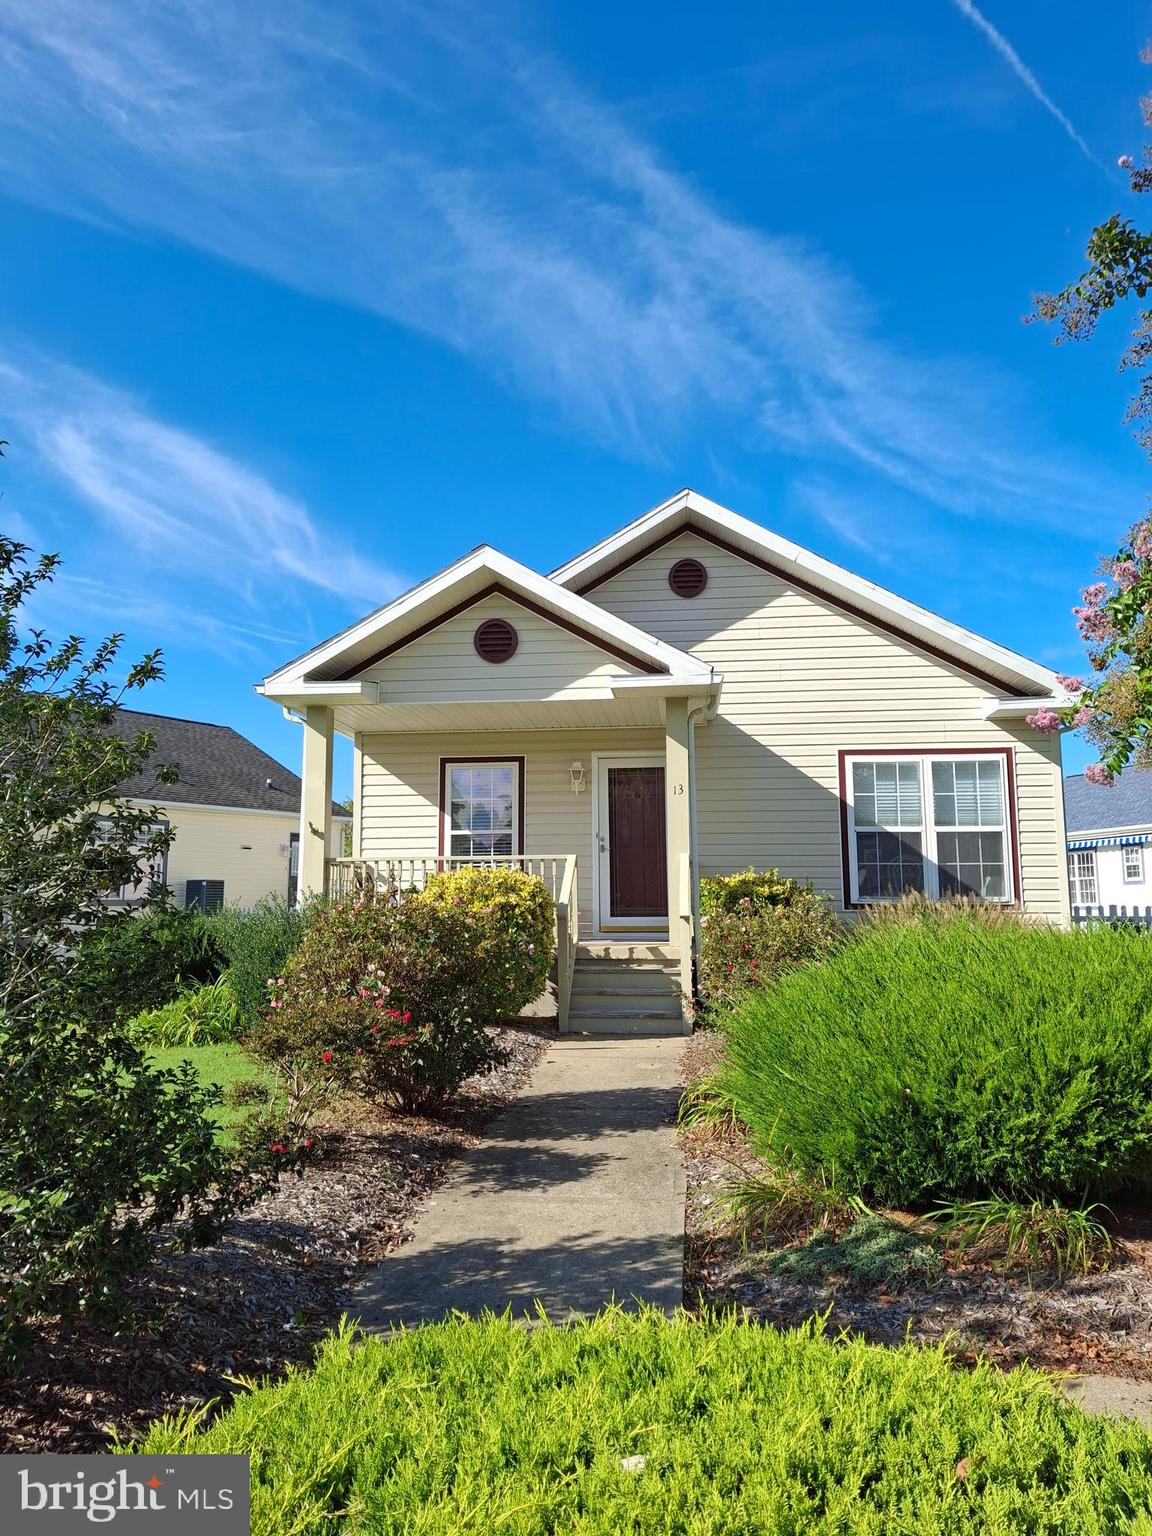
[
  {"x1": 474, "y1": 617, "x2": 519, "y2": 663},
  {"x1": 668, "y1": 557, "x2": 708, "y2": 598}
]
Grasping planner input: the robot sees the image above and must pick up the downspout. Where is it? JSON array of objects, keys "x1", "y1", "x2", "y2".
[{"x1": 686, "y1": 668, "x2": 719, "y2": 988}]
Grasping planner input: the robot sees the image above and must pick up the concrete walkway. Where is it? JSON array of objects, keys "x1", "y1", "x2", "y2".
[{"x1": 353, "y1": 1035, "x2": 685, "y2": 1328}]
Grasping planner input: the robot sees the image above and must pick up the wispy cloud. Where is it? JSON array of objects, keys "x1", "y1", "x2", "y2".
[
  {"x1": 0, "y1": 1, "x2": 1129, "y2": 545},
  {"x1": 949, "y1": 0, "x2": 1102, "y2": 168},
  {"x1": 0, "y1": 346, "x2": 402, "y2": 650}
]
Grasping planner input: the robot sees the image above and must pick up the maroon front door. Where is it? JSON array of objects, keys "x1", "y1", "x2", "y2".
[{"x1": 607, "y1": 764, "x2": 667, "y2": 919}]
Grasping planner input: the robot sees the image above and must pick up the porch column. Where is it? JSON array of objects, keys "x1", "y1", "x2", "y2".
[
  {"x1": 299, "y1": 704, "x2": 334, "y2": 900},
  {"x1": 664, "y1": 696, "x2": 693, "y2": 1013}
]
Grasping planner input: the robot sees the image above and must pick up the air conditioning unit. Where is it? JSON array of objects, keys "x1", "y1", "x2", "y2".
[{"x1": 185, "y1": 879, "x2": 225, "y2": 914}]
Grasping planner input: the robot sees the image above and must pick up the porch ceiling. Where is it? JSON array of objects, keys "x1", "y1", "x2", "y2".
[{"x1": 328, "y1": 689, "x2": 700, "y2": 737}]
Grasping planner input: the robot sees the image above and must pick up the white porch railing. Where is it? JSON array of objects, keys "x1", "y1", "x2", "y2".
[{"x1": 324, "y1": 853, "x2": 580, "y2": 1028}]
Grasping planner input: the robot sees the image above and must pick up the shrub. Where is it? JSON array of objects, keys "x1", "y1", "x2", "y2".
[
  {"x1": 133, "y1": 1309, "x2": 1152, "y2": 1534},
  {"x1": 700, "y1": 886, "x2": 842, "y2": 1004},
  {"x1": 700, "y1": 866, "x2": 817, "y2": 915},
  {"x1": 718, "y1": 908, "x2": 1152, "y2": 1208},
  {"x1": 211, "y1": 896, "x2": 312, "y2": 1027},
  {"x1": 417, "y1": 865, "x2": 554, "y2": 1019},
  {"x1": 74, "y1": 906, "x2": 225, "y2": 1023},
  {"x1": 248, "y1": 894, "x2": 510, "y2": 1113},
  {"x1": 0, "y1": 1023, "x2": 261, "y2": 1364},
  {"x1": 127, "y1": 977, "x2": 241, "y2": 1048}
]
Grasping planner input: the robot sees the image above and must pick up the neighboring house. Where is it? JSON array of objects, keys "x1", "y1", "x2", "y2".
[
  {"x1": 258, "y1": 488, "x2": 1073, "y2": 1029},
  {"x1": 1064, "y1": 766, "x2": 1152, "y2": 915},
  {"x1": 107, "y1": 708, "x2": 349, "y2": 910}
]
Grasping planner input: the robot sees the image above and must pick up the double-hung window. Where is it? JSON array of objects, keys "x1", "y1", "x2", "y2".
[
  {"x1": 442, "y1": 759, "x2": 521, "y2": 861},
  {"x1": 1124, "y1": 844, "x2": 1144, "y2": 883},
  {"x1": 844, "y1": 753, "x2": 1014, "y2": 904},
  {"x1": 1068, "y1": 848, "x2": 1098, "y2": 906}
]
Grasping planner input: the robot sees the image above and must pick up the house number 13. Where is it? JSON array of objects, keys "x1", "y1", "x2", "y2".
[{"x1": 672, "y1": 783, "x2": 685, "y2": 795}]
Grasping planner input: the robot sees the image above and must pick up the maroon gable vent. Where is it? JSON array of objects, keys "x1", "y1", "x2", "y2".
[
  {"x1": 668, "y1": 557, "x2": 708, "y2": 598},
  {"x1": 473, "y1": 617, "x2": 519, "y2": 662}
]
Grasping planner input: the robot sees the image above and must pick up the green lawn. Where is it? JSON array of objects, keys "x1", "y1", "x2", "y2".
[
  {"x1": 133, "y1": 1310, "x2": 1152, "y2": 1535},
  {"x1": 149, "y1": 1044, "x2": 280, "y2": 1144}
]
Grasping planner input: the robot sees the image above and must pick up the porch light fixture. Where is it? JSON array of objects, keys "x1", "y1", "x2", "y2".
[{"x1": 569, "y1": 761, "x2": 587, "y2": 794}]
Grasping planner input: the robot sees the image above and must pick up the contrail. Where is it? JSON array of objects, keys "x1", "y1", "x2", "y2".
[{"x1": 951, "y1": 0, "x2": 1102, "y2": 169}]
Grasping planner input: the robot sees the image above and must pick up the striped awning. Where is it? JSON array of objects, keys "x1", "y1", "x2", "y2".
[{"x1": 1067, "y1": 833, "x2": 1152, "y2": 850}]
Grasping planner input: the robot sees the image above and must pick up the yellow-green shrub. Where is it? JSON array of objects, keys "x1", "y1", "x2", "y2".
[{"x1": 418, "y1": 866, "x2": 553, "y2": 1019}]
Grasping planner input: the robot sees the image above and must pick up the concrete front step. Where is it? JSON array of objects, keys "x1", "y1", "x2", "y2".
[
  {"x1": 567, "y1": 1014, "x2": 692, "y2": 1037},
  {"x1": 576, "y1": 941, "x2": 676, "y2": 962}
]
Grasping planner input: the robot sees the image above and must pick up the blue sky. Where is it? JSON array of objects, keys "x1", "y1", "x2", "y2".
[{"x1": 0, "y1": 0, "x2": 1147, "y2": 794}]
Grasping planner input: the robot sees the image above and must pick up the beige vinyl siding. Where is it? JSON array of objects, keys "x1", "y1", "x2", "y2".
[
  {"x1": 361, "y1": 593, "x2": 638, "y2": 703},
  {"x1": 158, "y1": 806, "x2": 342, "y2": 910},
  {"x1": 359, "y1": 728, "x2": 664, "y2": 933},
  {"x1": 587, "y1": 531, "x2": 1069, "y2": 921}
]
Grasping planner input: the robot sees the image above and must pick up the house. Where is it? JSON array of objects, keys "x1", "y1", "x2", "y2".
[
  {"x1": 107, "y1": 708, "x2": 349, "y2": 910},
  {"x1": 1064, "y1": 765, "x2": 1152, "y2": 916},
  {"x1": 258, "y1": 488, "x2": 1073, "y2": 1030}
]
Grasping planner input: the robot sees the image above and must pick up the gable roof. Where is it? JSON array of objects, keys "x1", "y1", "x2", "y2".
[
  {"x1": 550, "y1": 488, "x2": 1067, "y2": 701},
  {"x1": 261, "y1": 545, "x2": 712, "y2": 692},
  {"x1": 1064, "y1": 766, "x2": 1152, "y2": 835},
  {"x1": 109, "y1": 708, "x2": 349, "y2": 817}
]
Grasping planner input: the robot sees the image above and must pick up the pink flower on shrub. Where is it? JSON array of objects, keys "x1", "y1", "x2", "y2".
[
  {"x1": 1074, "y1": 604, "x2": 1116, "y2": 643},
  {"x1": 1071, "y1": 707, "x2": 1093, "y2": 728},
  {"x1": 322, "y1": 1049, "x2": 333, "y2": 1063},
  {"x1": 1082, "y1": 581, "x2": 1108, "y2": 608},
  {"x1": 1026, "y1": 708, "x2": 1061, "y2": 734},
  {"x1": 1085, "y1": 763, "x2": 1115, "y2": 786},
  {"x1": 1057, "y1": 675, "x2": 1084, "y2": 693},
  {"x1": 1134, "y1": 523, "x2": 1152, "y2": 561},
  {"x1": 1112, "y1": 559, "x2": 1141, "y2": 590},
  {"x1": 269, "y1": 1142, "x2": 286, "y2": 1154}
]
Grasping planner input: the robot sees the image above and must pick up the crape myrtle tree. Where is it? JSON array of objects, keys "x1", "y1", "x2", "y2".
[
  {"x1": 1028, "y1": 45, "x2": 1152, "y2": 782},
  {"x1": 0, "y1": 521, "x2": 259, "y2": 1364}
]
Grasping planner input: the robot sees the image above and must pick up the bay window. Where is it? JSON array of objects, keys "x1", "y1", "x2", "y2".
[{"x1": 843, "y1": 752, "x2": 1014, "y2": 904}]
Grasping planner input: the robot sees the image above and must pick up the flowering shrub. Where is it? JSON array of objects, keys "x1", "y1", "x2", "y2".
[
  {"x1": 1025, "y1": 517, "x2": 1152, "y2": 784},
  {"x1": 699, "y1": 873, "x2": 842, "y2": 1007},
  {"x1": 248, "y1": 893, "x2": 512, "y2": 1113},
  {"x1": 417, "y1": 866, "x2": 554, "y2": 1019}
]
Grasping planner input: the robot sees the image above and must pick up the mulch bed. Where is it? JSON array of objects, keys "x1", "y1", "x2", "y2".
[
  {"x1": 0, "y1": 1024, "x2": 551, "y2": 1454},
  {"x1": 681, "y1": 1033, "x2": 1152, "y2": 1380}
]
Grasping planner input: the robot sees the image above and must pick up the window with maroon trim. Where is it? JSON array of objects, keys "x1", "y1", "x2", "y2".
[
  {"x1": 442, "y1": 760, "x2": 521, "y2": 860},
  {"x1": 843, "y1": 752, "x2": 1014, "y2": 903}
]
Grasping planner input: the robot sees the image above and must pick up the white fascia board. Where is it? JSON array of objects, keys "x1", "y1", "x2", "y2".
[
  {"x1": 262, "y1": 546, "x2": 708, "y2": 689},
  {"x1": 256, "y1": 679, "x2": 380, "y2": 706},
  {"x1": 982, "y1": 693, "x2": 1077, "y2": 719},
  {"x1": 1066, "y1": 823, "x2": 1152, "y2": 840},
  {"x1": 551, "y1": 488, "x2": 1063, "y2": 697},
  {"x1": 609, "y1": 673, "x2": 723, "y2": 698}
]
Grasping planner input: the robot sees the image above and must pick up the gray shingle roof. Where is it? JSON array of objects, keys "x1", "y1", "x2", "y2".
[
  {"x1": 109, "y1": 708, "x2": 349, "y2": 818},
  {"x1": 1064, "y1": 765, "x2": 1152, "y2": 834}
]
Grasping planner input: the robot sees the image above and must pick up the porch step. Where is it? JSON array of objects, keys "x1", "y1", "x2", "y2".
[
  {"x1": 571, "y1": 970, "x2": 681, "y2": 996},
  {"x1": 567, "y1": 1009, "x2": 691, "y2": 1037},
  {"x1": 575, "y1": 941, "x2": 676, "y2": 963}
]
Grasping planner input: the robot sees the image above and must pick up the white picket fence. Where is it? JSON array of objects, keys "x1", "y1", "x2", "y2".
[{"x1": 1071, "y1": 904, "x2": 1152, "y2": 930}]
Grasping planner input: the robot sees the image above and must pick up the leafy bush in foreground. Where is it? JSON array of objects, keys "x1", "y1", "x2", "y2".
[
  {"x1": 718, "y1": 909, "x2": 1152, "y2": 1207},
  {"x1": 134, "y1": 1310, "x2": 1152, "y2": 1535},
  {"x1": 699, "y1": 889, "x2": 842, "y2": 1005},
  {"x1": 127, "y1": 977, "x2": 241, "y2": 1048}
]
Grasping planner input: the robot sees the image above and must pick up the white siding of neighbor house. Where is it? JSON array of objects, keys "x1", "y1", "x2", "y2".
[
  {"x1": 358, "y1": 728, "x2": 664, "y2": 934},
  {"x1": 1068, "y1": 838, "x2": 1152, "y2": 912},
  {"x1": 360, "y1": 592, "x2": 640, "y2": 702},
  {"x1": 585, "y1": 530, "x2": 1069, "y2": 922},
  {"x1": 157, "y1": 805, "x2": 344, "y2": 910}
]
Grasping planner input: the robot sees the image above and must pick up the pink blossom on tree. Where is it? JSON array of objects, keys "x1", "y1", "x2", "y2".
[
  {"x1": 1057, "y1": 674, "x2": 1085, "y2": 692},
  {"x1": 1084, "y1": 762, "x2": 1115, "y2": 786},
  {"x1": 1026, "y1": 708, "x2": 1062, "y2": 734}
]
